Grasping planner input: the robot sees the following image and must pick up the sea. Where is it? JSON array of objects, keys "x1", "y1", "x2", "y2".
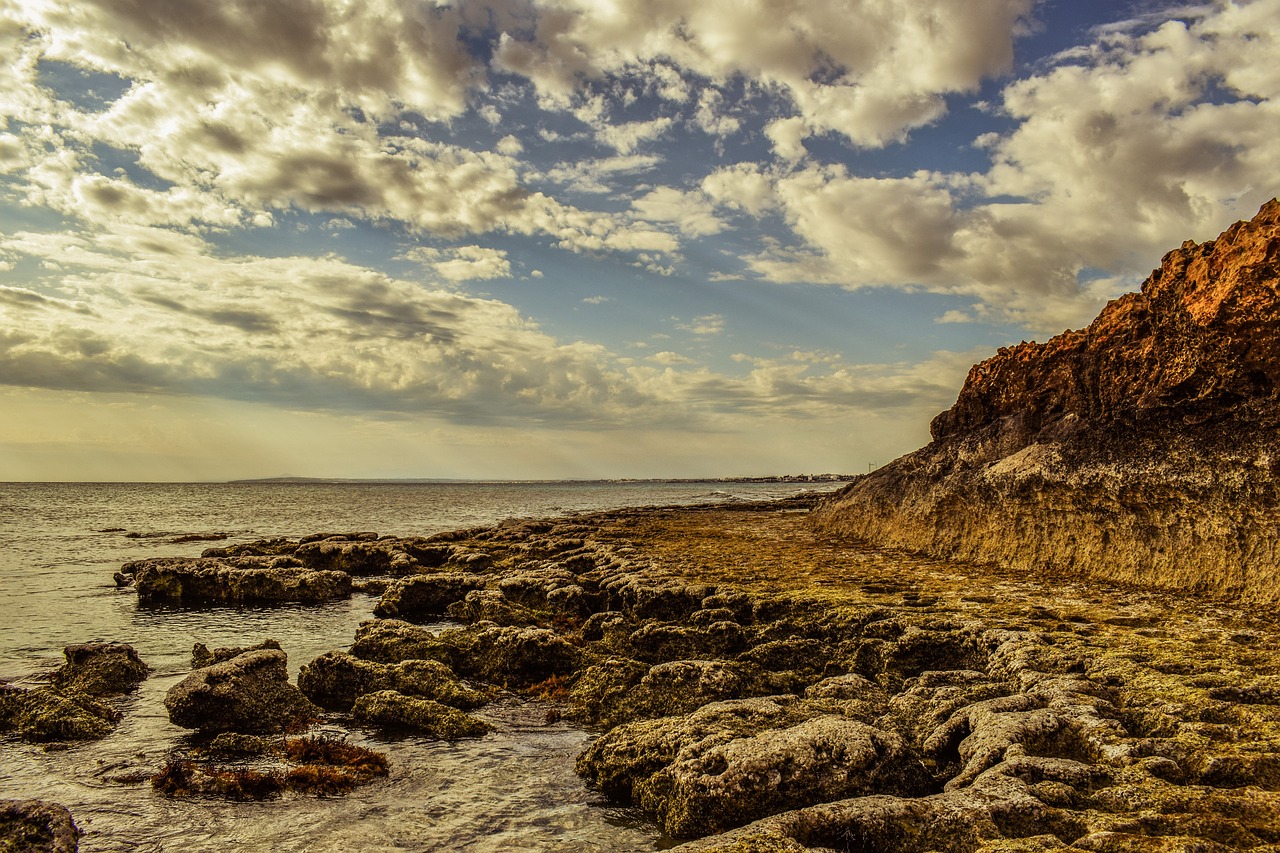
[{"x1": 0, "y1": 479, "x2": 843, "y2": 852}]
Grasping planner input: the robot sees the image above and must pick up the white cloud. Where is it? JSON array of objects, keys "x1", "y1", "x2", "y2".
[
  {"x1": 701, "y1": 163, "x2": 778, "y2": 217},
  {"x1": 493, "y1": 0, "x2": 1034, "y2": 147},
  {"x1": 699, "y1": 1, "x2": 1280, "y2": 332},
  {"x1": 402, "y1": 245, "x2": 513, "y2": 282},
  {"x1": 765, "y1": 117, "x2": 809, "y2": 162},
  {"x1": 595, "y1": 116, "x2": 674, "y2": 154},
  {"x1": 541, "y1": 153, "x2": 662, "y2": 194},
  {"x1": 677, "y1": 314, "x2": 725, "y2": 336},
  {"x1": 496, "y1": 134, "x2": 524, "y2": 156},
  {"x1": 631, "y1": 187, "x2": 724, "y2": 237}
]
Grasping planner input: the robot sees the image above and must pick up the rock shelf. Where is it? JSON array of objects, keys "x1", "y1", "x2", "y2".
[{"x1": 120, "y1": 501, "x2": 1280, "y2": 851}]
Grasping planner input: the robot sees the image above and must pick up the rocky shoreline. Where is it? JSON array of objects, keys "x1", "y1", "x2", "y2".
[
  {"x1": 814, "y1": 200, "x2": 1280, "y2": 606},
  {"x1": 8, "y1": 498, "x2": 1280, "y2": 851}
]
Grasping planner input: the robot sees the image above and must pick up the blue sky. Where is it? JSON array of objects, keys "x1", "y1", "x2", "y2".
[{"x1": 0, "y1": 0, "x2": 1276, "y2": 480}]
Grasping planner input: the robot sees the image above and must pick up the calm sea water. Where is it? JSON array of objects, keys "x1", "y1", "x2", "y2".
[{"x1": 0, "y1": 480, "x2": 839, "y2": 852}]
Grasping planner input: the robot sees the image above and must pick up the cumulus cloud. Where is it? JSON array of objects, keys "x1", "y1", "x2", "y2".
[
  {"x1": 403, "y1": 245, "x2": 513, "y2": 282},
  {"x1": 493, "y1": 0, "x2": 1034, "y2": 147},
  {"x1": 0, "y1": 0, "x2": 690, "y2": 265},
  {"x1": 702, "y1": 1, "x2": 1280, "y2": 331},
  {"x1": 0, "y1": 223, "x2": 970, "y2": 428},
  {"x1": 631, "y1": 187, "x2": 724, "y2": 237}
]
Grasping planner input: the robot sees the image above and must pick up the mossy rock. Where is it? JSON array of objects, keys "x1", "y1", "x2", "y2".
[
  {"x1": 352, "y1": 690, "x2": 490, "y2": 739},
  {"x1": 0, "y1": 684, "x2": 118, "y2": 743},
  {"x1": 50, "y1": 642, "x2": 150, "y2": 697}
]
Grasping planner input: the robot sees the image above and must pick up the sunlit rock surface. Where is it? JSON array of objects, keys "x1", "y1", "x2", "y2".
[{"x1": 813, "y1": 199, "x2": 1280, "y2": 604}]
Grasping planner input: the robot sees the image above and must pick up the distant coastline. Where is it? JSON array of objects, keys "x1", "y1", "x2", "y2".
[{"x1": 228, "y1": 474, "x2": 858, "y2": 485}]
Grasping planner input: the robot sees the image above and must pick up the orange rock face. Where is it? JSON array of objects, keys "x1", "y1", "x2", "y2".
[
  {"x1": 813, "y1": 199, "x2": 1280, "y2": 605},
  {"x1": 932, "y1": 198, "x2": 1280, "y2": 442}
]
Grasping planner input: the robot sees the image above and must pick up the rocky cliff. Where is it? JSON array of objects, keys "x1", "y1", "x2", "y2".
[{"x1": 812, "y1": 198, "x2": 1280, "y2": 604}]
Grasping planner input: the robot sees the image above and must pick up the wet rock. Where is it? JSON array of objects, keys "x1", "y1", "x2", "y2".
[
  {"x1": 446, "y1": 589, "x2": 548, "y2": 626},
  {"x1": 602, "y1": 575, "x2": 716, "y2": 620},
  {"x1": 203, "y1": 732, "x2": 282, "y2": 758},
  {"x1": 351, "y1": 690, "x2": 491, "y2": 738},
  {"x1": 618, "y1": 621, "x2": 747, "y2": 663},
  {"x1": 126, "y1": 557, "x2": 350, "y2": 606},
  {"x1": 579, "y1": 695, "x2": 931, "y2": 837},
  {"x1": 192, "y1": 639, "x2": 281, "y2": 669},
  {"x1": 294, "y1": 539, "x2": 397, "y2": 575},
  {"x1": 567, "y1": 657, "x2": 649, "y2": 726},
  {"x1": 164, "y1": 649, "x2": 318, "y2": 734},
  {"x1": 455, "y1": 625, "x2": 584, "y2": 687},
  {"x1": 0, "y1": 798, "x2": 82, "y2": 853},
  {"x1": 582, "y1": 610, "x2": 626, "y2": 641},
  {"x1": 645, "y1": 715, "x2": 931, "y2": 838},
  {"x1": 298, "y1": 651, "x2": 491, "y2": 711},
  {"x1": 373, "y1": 573, "x2": 485, "y2": 620},
  {"x1": 349, "y1": 619, "x2": 477, "y2": 668},
  {"x1": 50, "y1": 642, "x2": 149, "y2": 696},
  {"x1": 0, "y1": 683, "x2": 118, "y2": 742},
  {"x1": 617, "y1": 659, "x2": 768, "y2": 722}
]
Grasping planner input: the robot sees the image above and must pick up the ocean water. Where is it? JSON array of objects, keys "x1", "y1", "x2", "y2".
[{"x1": 0, "y1": 480, "x2": 840, "y2": 852}]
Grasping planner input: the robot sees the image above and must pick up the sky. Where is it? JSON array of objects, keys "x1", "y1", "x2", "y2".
[{"x1": 0, "y1": 0, "x2": 1277, "y2": 481}]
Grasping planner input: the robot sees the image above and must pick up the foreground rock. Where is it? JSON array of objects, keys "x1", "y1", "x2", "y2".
[
  {"x1": 123, "y1": 557, "x2": 351, "y2": 606},
  {"x1": 351, "y1": 690, "x2": 490, "y2": 738},
  {"x1": 0, "y1": 642, "x2": 148, "y2": 744},
  {"x1": 164, "y1": 648, "x2": 318, "y2": 734},
  {"x1": 51, "y1": 642, "x2": 150, "y2": 696},
  {"x1": 813, "y1": 198, "x2": 1280, "y2": 605},
  {"x1": 0, "y1": 799, "x2": 81, "y2": 852},
  {"x1": 579, "y1": 696, "x2": 932, "y2": 837},
  {"x1": 203, "y1": 501, "x2": 1280, "y2": 848}
]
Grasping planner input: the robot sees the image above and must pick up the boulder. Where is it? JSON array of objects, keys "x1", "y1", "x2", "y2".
[
  {"x1": 0, "y1": 799, "x2": 82, "y2": 853},
  {"x1": 349, "y1": 619, "x2": 475, "y2": 666},
  {"x1": 0, "y1": 684, "x2": 118, "y2": 742},
  {"x1": 453, "y1": 625, "x2": 584, "y2": 687},
  {"x1": 641, "y1": 715, "x2": 931, "y2": 838},
  {"x1": 192, "y1": 639, "x2": 281, "y2": 669},
  {"x1": 619, "y1": 659, "x2": 768, "y2": 722},
  {"x1": 297, "y1": 651, "x2": 490, "y2": 711},
  {"x1": 373, "y1": 573, "x2": 486, "y2": 620},
  {"x1": 164, "y1": 649, "x2": 318, "y2": 734},
  {"x1": 578, "y1": 695, "x2": 932, "y2": 838},
  {"x1": 50, "y1": 642, "x2": 149, "y2": 696},
  {"x1": 351, "y1": 690, "x2": 490, "y2": 738}
]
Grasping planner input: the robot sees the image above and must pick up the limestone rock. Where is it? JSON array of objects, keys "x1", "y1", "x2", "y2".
[
  {"x1": 191, "y1": 638, "x2": 280, "y2": 669},
  {"x1": 351, "y1": 690, "x2": 490, "y2": 738},
  {"x1": 813, "y1": 198, "x2": 1280, "y2": 604},
  {"x1": 0, "y1": 799, "x2": 82, "y2": 853},
  {"x1": 126, "y1": 557, "x2": 351, "y2": 606},
  {"x1": 298, "y1": 651, "x2": 490, "y2": 711},
  {"x1": 373, "y1": 573, "x2": 485, "y2": 621},
  {"x1": 578, "y1": 695, "x2": 931, "y2": 838},
  {"x1": 164, "y1": 649, "x2": 318, "y2": 733},
  {"x1": 50, "y1": 642, "x2": 149, "y2": 696},
  {"x1": 0, "y1": 683, "x2": 118, "y2": 742}
]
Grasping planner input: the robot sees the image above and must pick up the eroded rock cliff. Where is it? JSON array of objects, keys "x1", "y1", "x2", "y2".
[{"x1": 812, "y1": 199, "x2": 1280, "y2": 604}]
